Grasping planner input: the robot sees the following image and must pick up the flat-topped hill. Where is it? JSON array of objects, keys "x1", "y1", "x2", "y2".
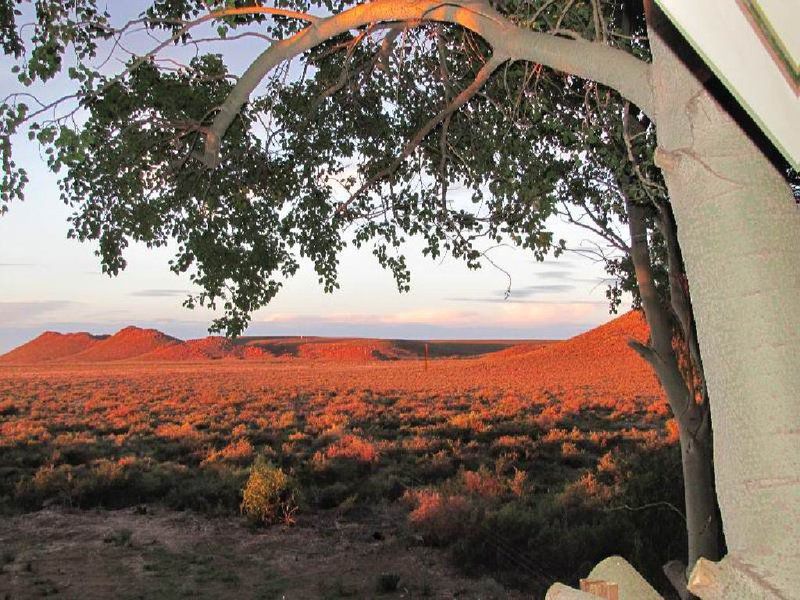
[
  {"x1": 0, "y1": 331, "x2": 107, "y2": 363},
  {"x1": 0, "y1": 312, "x2": 648, "y2": 368}
]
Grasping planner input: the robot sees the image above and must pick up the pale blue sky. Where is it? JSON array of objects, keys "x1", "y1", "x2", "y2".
[
  {"x1": 0, "y1": 181, "x2": 622, "y2": 352},
  {"x1": 0, "y1": 3, "x2": 629, "y2": 352}
]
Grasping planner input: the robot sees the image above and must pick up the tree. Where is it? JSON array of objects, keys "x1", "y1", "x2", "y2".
[
  {"x1": 539, "y1": 72, "x2": 725, "y2": 595},
  {"x1": 434, "y1": 17, "x2": 726, "y2": 589},
  {"x1": 1, "y1": 1, "x2": 797, "y2": 596}
]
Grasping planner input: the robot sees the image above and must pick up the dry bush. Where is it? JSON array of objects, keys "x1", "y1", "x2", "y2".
[
  {"x1": 306, "y1": 412, "x2": 348, "y2": 434},
  {"x1": 0, "y1": 398, "x2": 18, "y2": 416},
  {"x1": 155, "y1": 422, "x2": 203, "y2": 444},
  {"x1": 240, "y1": 457, "x2": 297, "y2": 526},
  {"x1": 231, "y1": 424, "x2": 248, "y2": 437},
  {"x1": 559, "y1": 472, "x2": 614, "y2": 508},
  {"x1": 492, "y1": 435, "x2": 528, "y2": 451},
  {"x1": 203, "y1": 438, "x2": 254, "y2": 465},
  {"x1": 664, "y1": 418, "x2": 681, "y2": 444},
  {"x1": 276, "y1": 411, "x2": 296, "y2": 429},
  {"x1": 402, "y1": 435, "x2": 436, "y2": 454},
  {"x1": 0, "y1": 420, "x2": 51, "y2": 446},
  {"x1": 560, "y1": 442, "x2": 580, "y2": 459},
  {"x1": 493, "y1": 451, "x2": 519, "y2": 475},
  {"x1": 495, "y1": 392, "x2": 527, "y2": 418},
  {"x1": 404, "y1": 488, "x2": 472, "y2": 545},
  {"x1": 461, "y1": 467, "x2": 504, "y2": 499},
  {"x1": 508, "y1": 468, "x2": 528, "y2": 498},
  {"x1": 447, "y1": 412, "x2": 486, "y2": 434},
  {"x1": 596, "y1": 451, "x2": 618, "y2": 474},
  {"x1": 322, "y1": 434, "x2": 379, "y2": 464},
  {"x1": 17, "y1": 463, "x2": 74, "y2": 506}
]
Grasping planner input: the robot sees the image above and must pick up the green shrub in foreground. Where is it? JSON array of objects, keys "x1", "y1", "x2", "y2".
[{"x1": 240, "y1": 456, "x2": 298, "y2": 526}]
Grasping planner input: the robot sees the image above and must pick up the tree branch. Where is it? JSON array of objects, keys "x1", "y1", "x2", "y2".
[
  {"x1": 200, "y1": 0, "x2": 654, "y2": 168},
  {"x1": 604, "y1": 500, "x2": 687, "y2": 523},
  {"x1": 339, "y1": 51, "x2": 507, "y2": 211},
  {"x1": 655, "y1": 202, "x2": 708, "y2": 405}
]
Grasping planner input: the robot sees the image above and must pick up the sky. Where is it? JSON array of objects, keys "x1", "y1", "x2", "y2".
[
  {"x1": 0, "y1": 4, "x2": 631, "y2": 353},
  {"x1": 0, "y1": 177, "x2": 623, "y2": 352}
]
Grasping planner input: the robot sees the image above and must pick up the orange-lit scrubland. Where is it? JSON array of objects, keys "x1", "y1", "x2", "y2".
[{"x1": 0, "y1": 311, "x2": 686, "y2": 595}]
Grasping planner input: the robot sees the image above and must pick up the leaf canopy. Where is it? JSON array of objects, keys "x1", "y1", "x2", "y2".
[{"x1": 1, "y1": 0, "x2": 659, "y2": 334}]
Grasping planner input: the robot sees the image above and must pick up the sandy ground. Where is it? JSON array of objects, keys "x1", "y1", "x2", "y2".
[{"x1": 0, "y1": 505, "x2": 524, "y2": 599}]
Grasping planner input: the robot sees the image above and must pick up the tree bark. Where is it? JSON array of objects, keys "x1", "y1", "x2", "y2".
[
  {"x1": 647, "y1": 7, "x2": 800, "y2": 597},
  {"x1": 678, "y1": 427, "x2": 721, "y2": 571},
  {"x1": 625, "y1": 200, "x2": 721, "y2": 582}
]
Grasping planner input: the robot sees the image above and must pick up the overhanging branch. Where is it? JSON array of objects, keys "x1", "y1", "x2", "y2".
[
  {"x1": 340, "y1": 51, "x2": 508, "y2": 211},
  {"x1": 200, "y1": 0, "x2": 654, "y2": 168}
]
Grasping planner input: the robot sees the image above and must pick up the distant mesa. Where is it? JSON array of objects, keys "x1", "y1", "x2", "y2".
[
  {"x1": 297, "y1": 339, "x2": 415, "y2": 361},
  {"x1": 0, "y1": 311, "x2": 650, "y2": 367},
  {"x1": 139, "y1": 336, "x2": 238, "y2": 361},
  {"x1": 67, "y1": 326, "x2": 181, "y2": 362},
  {"x1": 0, "y1": 331, "x2": 107, "y2": 363}
]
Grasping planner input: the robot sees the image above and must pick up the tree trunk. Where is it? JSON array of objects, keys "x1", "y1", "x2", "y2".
[
  {"x1": 647, "y1": 7, "x2": 800, "y2": 597},
  {"x1": 625, "y1": 200, "x2": 721, "y2": 584},
  {"x1": 678, "y1": 427, "x2": 720, "y2": 571}
]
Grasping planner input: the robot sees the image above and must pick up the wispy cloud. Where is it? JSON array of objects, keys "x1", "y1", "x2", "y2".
[
  {"x1": 256, "y1": 301, "x2": 609, "y2": 332},
  {"x1": 446, "y1": 297, "x2": 603, "y2": 305},
  {"x1": 0, "y1": 301, "x2": 80, "y2": 325},
  {"x1": 260, "y1": 308, "x2": 483, "y2": 328},
  {"x1": 512, "y1": 283, "x2": 575, "y2": 297},
  {"x1": 446, "y1": 282, "x2": 576, "y2": 303},
  {"x1": 536, "y1": 259, "x2": 577, "y2": 268},
  {"x1": 534, "y1": 270, "x2": 574, "y2": 279},
  {"x1": 130, "y1": 289, "x2": 190, "y2": 298}
]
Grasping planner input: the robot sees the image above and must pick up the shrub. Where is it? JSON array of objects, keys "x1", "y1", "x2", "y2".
[
  {"x1": 165, "y1": 466, "x2": 244, "y2": 513},
  {"x1": 240, "y1": 456, "x2": 297, "y2": 526},
  {"x1": 323, "y1": 434, "x2": 379, "y2": 464},
  {"x1": 15, "y1": 463, "x2": 75, "y2": 508},
  {"x1": 72, "y1": 458, "x2": 135, "y2": 507},
  {"x1": 508, "y1": 468, "x2": 528, "y2": 498},
  {"x1": 314, "y1": 481, "x2": 351, "y2": 509},
  {"x1": 202, "y1": 438, "x2": 254, "y2": 465},
  {"x1": 448, "y1": 412, "x2": 486, "y2": 435},
  {"x1": 404, "y1": 489, "x2": 472, "y2": 545},
  {"x1": 0, "y1": 399, "x2": 18, "y2": 416},
  {"x1": 461, "y1": 467, "x2": 504, "y2": 499}
]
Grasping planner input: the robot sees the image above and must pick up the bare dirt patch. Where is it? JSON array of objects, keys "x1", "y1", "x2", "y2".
[{"x1": 0, "y1": 505, "x2": 520, "y2": 599}]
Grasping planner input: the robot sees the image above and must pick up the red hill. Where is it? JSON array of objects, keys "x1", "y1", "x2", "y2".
[
  {"x1": 0, "y1": 311, "x2": 650, "y2": 371},
  {"x1": 69, "y1": 326, "x2": 180, "y2": 362},
  {"x1": 485, "y1": 310, "x2": 659, "y2": 397},
  {"x1": 230, "y1": 337, "x2": 414, "y2": 361},
  {"x1": 0, "y1": 331, "x2": 106, "y2": 363},
  {"x1": 139, "y1": 336, "x2": 240, "y2": 361},
  {"x1": 297, "y1": 339, "x2": 414, "y2": 361}
]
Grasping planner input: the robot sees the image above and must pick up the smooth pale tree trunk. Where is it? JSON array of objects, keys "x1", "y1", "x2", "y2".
[{"x1": 648, "y1": 8, "x2": 800, "y2": 597}]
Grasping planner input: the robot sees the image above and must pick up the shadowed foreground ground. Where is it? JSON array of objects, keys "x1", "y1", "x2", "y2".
[{"x1": 0, "y1": 505, "x2": 521, "y2": 599}]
